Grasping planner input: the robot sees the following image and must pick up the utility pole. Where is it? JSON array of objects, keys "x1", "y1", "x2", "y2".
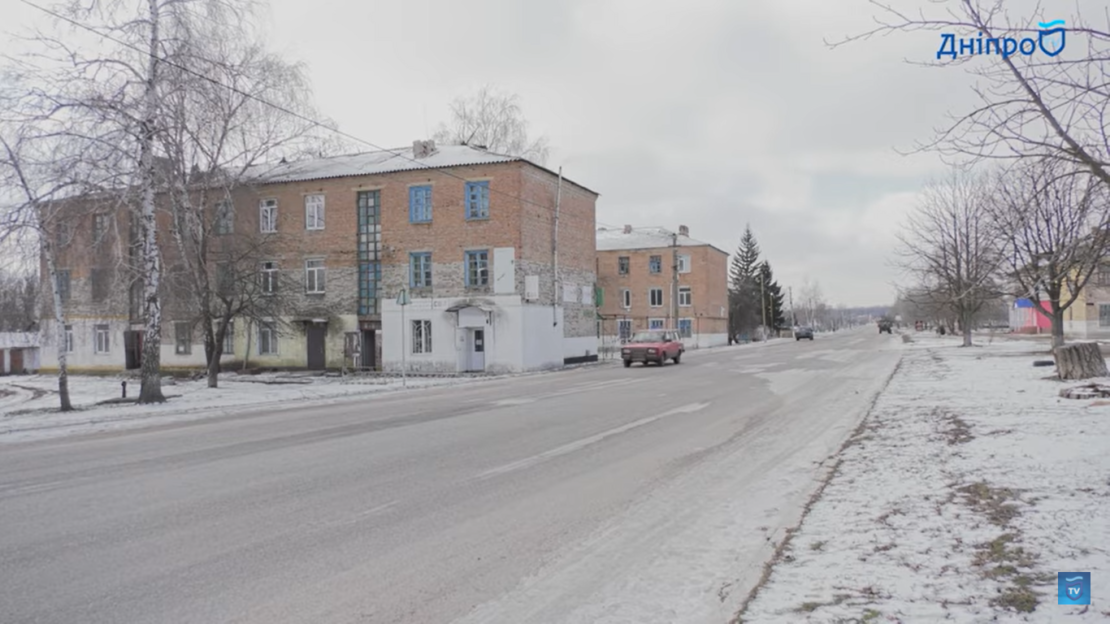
[
  {"x1": 759, "y1": 272, "x2": 767, "y2": 340},
  {"x1": 789, "y1": 286, "x2": 796, "y2": 327},
  {"x1": 672, "y1": 230, "x2": 679, "y2": 330}
]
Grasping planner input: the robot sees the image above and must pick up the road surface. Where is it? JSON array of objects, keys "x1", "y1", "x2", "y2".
[{"x1": 0, "y1": 328, "x2": 903, "y2": 623}]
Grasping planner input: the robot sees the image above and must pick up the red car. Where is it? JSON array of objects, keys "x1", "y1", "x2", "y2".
[{"x1": 622, "y1": 330, "x2": 685, "y2": 367}]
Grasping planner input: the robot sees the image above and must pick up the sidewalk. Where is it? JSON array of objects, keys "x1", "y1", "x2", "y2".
[{"x1": 738, "y1": 332, "x2": 1110, "y2": 622}]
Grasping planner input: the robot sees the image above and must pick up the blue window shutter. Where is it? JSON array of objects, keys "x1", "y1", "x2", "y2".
[
  {"x1": 464, "y1": 251, "x2": 471, "y2": 285},
  {"x1": 409, "y1": 187, "x2": 417, "y2": 222}
]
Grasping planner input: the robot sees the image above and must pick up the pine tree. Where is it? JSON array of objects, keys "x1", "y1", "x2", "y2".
[
  {"x1": 759, "y1": 261, "x2": 786, "y2": 329},
  {"x1": 729, "y1": 224, "x2": 763, "y2": 337}
]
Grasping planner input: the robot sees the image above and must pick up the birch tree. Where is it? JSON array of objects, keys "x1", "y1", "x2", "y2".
[
  {"x1": 433, "y1": 85, "x2": 551, "y2": 164},
  {"x1": 834, "y1": 1, "x2": 1110, "y2": 186},
  {"x1": 897, "y1": 169, "x2": 1004, "y2": 346},
  {"x1": 988, "y1": 159, "x2": 1110, "y2": 347}
]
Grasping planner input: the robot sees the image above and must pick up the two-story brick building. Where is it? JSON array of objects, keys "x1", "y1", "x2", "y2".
[
  {"x1": 595, "y1": 225, "x2": 729, "y2": 352},
  {"x1": 39, "y1": 141, "x2": 600, "y2": 374}
]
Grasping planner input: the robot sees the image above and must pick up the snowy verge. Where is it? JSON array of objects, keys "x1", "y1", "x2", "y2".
[{"x1": 738, "y1": 332, "x2": 1110, "y2": 623}]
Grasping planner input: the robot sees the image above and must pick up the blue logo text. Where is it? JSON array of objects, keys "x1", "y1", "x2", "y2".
[{"x1": 937, "y1": 20, "x2": 1066, "y2": 60}]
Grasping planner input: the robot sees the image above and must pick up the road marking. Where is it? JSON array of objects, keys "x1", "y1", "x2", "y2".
[
  {"x1": 491, "y1": 398, "x2": 537, "y2": 406},
  {"x1": 473, "y1": 402, "x2": 711, "y2": 480}
]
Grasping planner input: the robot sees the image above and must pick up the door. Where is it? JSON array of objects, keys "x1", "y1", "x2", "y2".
[
  {"x1": 124, "y1": 331, "x2": 142, "y2": 370},
  {"x1": 468, "y1": 328, "x2": 486, "y2": 371},
  {"x1": 306, "y1": 324, "x2": 326, "y2": 370},
  {"x1": 360, "y1": 329, "x2": 375, "y2": 369},
  {"x1": 10, "y1": 349, "x2": 23, "y2": 374}
]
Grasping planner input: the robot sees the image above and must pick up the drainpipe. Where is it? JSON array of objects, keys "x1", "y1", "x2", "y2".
[{"x1": 553, "y1": 166, "x2": 562, "y2": 327}]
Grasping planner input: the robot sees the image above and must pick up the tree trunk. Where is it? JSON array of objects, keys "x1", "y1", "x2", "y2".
[
  {"x1": 242, "y1": 319, "x2": 252, "y2": 371},
  {"x1": 205, "y1": 318, "x2": 225, "y2": 388},
  {"x1": 1055, "y1": 342, "x2": 1109, "y2": 380},
  {"x1": 45, "y1": 253, "x2": 73, "y2": 412},
  {"x1": 1050, "y1": 305, "x2": 1066, "y2": 349},
  {"x1": 960, "y1": 310, "x2": 973, "y2": 346},
  {"x1": 137, "y1": 0, "x2": 165, "y2": 404}
]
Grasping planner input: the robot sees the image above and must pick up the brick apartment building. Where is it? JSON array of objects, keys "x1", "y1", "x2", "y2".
[
  {"x1": 39, "y1": 142, "x2": 600, "y2": 374},
  {"x1": 595, "y1": 225, "x2": 729, "y2": 351}
]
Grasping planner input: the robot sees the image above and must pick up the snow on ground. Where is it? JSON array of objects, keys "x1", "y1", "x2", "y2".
[
  {"x1": 0, "y1": 371, "x2": 499, "y2": 445},
  {"x1": 740, "y1": 331, "x2": 1110, "y2": 623}
]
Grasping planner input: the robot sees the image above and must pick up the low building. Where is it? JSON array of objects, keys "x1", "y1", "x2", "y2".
[
  {"x1": 1009, "y1": 298, "x2": 1052, "y2": 334},
  {"x1": 0, "y1": 332, "x2": 41, "y2": 375},
  {"x1": 595, "y1": 225, "x2": 729, "y2": 353}
]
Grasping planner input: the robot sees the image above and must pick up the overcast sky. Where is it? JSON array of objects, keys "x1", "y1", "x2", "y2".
[{"x1": 4, "y1": 0, "x2": 998, "y2": 306}]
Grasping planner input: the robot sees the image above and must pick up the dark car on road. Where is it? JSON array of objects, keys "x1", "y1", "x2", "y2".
[
  {"x1": 878, "y1": 320, "x2": 893, "y2": 334},
  {"x1": 795, "y1": 327, "x2": 814, "y2": 341},
  {"x1": 622, "y1": 330, "x2": 684, "y2": 367}
]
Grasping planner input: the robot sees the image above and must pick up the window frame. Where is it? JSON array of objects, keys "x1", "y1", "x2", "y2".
[
  {"x1": 410, "y1": 252, "x2": 432, "y2": 288},
  {"x1": 64, "y1": 324, "x2": 74, "y2": 352},
  {"x1": 214, "y1": 200, "x2": 234, "y2": 235},
  {"x1": 409, "y1": 185, "x2": 433, "y2": 223},
  {"x1": 465, "y1": 249, "x2": 489, "y2": 287},
  {"x1": 92, "y1": 213, "x2": 109, "y2": 244},
  {"x1": 678, "y1": 318, "x2": 693, "y2": 337},
  {"x1": 174, "y1": 321, "x2": 192, "y2": 355},
  {"x1": 260, "y1": 261, "x2": 278, "y2": 295},
  {"x1": 94, "y1": 324, "x2": 110, "y2": 354},
  {"x1": 617, "y1": 318, "x2": 632, "y2": 342},
  {"x1": 649, "y1": 287, "x2": 664, "y2": 307},
  {"x1": 305, "y1": 258, "x2": 326, "y2": 294},
  {"x1": 678, "y1": 286, "x2": 692, "y2": 307},
  {"x1": 648, "y1": 318, "x2": 666, "y2": 330},
  {"x1": 618, "y1": 256, "x2": 630, "y2": 275},
  {"x1": 412, "y1": 319, "x2": 432, "y2": 354},
  {"x1": 1099, "y1": 304, "x2": 1110, "y2": 327},
  {"x1": 465, "y1": 181, "x2": 490, "y2": 220},
  {"x1": 678, "y1": 254, "x2": 691, "y2": 274},
  {"x1": 621, "y1": 288, "x2": 631, "y2": 309},
  {"x1": 55, "y1": 269, "x2": 71, "y2": 304},
  {"x1": 222, "y1": 320, "x2": 234, "y2": 354},
  {"x1": 258, "y1": 321, "x2": 278, "y2": 355},
  {"x1": 305, "y1": 194, "x2": 325, "y2": 231},
  {"x1": 649, "y1": 255, "x2": 662, "y2": 274},
  {"x1": 259, "y1": 198, "x2": 278, "y2": 233}
]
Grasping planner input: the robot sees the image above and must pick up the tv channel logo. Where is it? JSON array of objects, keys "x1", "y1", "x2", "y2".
[{"x1": 1058, "y1": 572, "x2": 1091, "y2": 605}]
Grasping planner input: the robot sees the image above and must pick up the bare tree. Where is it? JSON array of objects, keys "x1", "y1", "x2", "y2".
[
  {"x1": 156, "y1": 25, "x2": 331, "y2": 387},
  {"x1": 0, "y1": 270, "x2": 39, "y2": 331},
  {"x1": 797, "y1": 277, "x2": 825, "y2": 328},
  {"x1": 834, "y1": 1, "x2": 1110, "y2": 186},
  {"x1": 433, "y1": 85, "x2": 551, "y2": 164},
  {"x1": 988, "y1": 159, "x2": 1110, "y2": 347},
  {"x1": 897, "y1": 169, "x2": 1004, "y2": 346}
]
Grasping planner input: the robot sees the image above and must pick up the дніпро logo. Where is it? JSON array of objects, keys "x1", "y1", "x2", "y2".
[
  {"x1": 1058, "y1": 572, "x2": 1091, "y2": 605},
  {"x1": 1038, "y1": 20, "x2": 1066, "y2": 56},
  {"x1": 937, "y1": 19, "x2": 1067, "y2": 60}
]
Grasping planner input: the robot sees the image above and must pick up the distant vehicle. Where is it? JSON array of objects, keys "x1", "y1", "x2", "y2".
[
  {"x1": 795, "y1": 327, "x2": 814, "y2": 341},
  {"x1": 622, "y1": 330, "x2": 684, "y2": 367},
  {"x1": 878, "y1": 320, "x2": 893, "y2": 334}
]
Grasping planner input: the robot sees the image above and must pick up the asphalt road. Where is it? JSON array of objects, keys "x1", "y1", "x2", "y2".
[{"x1": 0, "y1": 328, "x2": 903, "y2": 624}]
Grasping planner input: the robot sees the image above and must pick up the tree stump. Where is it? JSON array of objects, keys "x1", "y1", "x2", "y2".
[{"x1": 1055, "y1": 342, "x2": 1109, "y2": 380}]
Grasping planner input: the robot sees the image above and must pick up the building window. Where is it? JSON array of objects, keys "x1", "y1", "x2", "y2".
[
  {"x1": 409, "y1": 185, "x2": 432, "y2": 223},
  {"x1": 618, "y1": 256, "x2": 629, "y2": 275},
  {"x1": 679, "y1": 286, "x2": 692, "y2": 307},
  {"x1": 649, "y1": 318, "x2": 665, "y2": 330},
  {"x1": 94, "y1": 324, "x2": 110, "y2": 354},
  {"x1": 214, "y1": 200, "x2": 234, "y2": 235},
  {"x1": 410, "y1": 252, "x2": 432, "y2": 288},
  {"x1": 64, "y1": 324, "x2": 73, "y2": 352},
  {"x1": 678, "y1": 318, "x2": 693, "y2": 337},
  {"x1": 1100, "y1": 304, "x2": 1110, "y2": 327},
  {"x1": 258, "y1": 321, "x2": 277, "y2": 355},
  {"x1": 55, "y1": 221, "x2": 70, "y2": 248},
  {"x1": 55, "y1": 270, "x2": 70, "y2": 304},
  {"x1": 216, "y1": 262, "x2": 234, "y2": 296},
  {"x1": 222, "y1": 320, "x2": 234, "y2": 354},
  {"x1": 90, "y1": 268, "x2": 108, "y2": 302},
  {"x1": 412, "y1": 319, "x2": 432, "y2": 354},
  {"x1": 259, "y1": 198, "x2": 277, "y2": 233},
  {"x1": 618, "y1": 319, "x2": 632, "y2": 342},
  {"x1": 649, "y1": 255, "x2": 662, "y2": 273},
  {"x1": 465, "y1": 181, "x2": 490, "y2": 219},
  {"x1": 305, "y1": 258, "x2": 326, "y2": 294},
  {"x1": 174, "y1": 321, "x2": 192, "y2": 355},
  {"x1": 621, "y1": 288, "x2": 631, "y2": 309},
  {"x1": 305, "y1": 194, "x2": 325, "y2": 230},
  {"x1": 92, "y1": 214, "x2": 109, "y2": 244},
  {"x1": 260, "y1": 261, "x2": 278, "y2": 295},
  {"x1": 678, "y1": 254, "x2": 691, "y2": 273},
  {"x1": 465, "y1": 249, "x2": 489, "y2": 287},
  {"x1": 1098, "y1": 265, "x2": 1110, "y2": 286},
  {"x1": 649, "y1": 287, "x2": 663, "y2": 307}
]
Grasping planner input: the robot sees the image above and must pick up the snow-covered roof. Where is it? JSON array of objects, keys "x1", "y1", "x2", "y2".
[
  {"x1": 0, "y1": 332, "x2": 40, "y2": 349},
  {"x1": 244, "y1": 144, "x2": 598, "y2": 195},
  {"x1": 596, "y1": 226, "x2": 726, "y2": 254}
]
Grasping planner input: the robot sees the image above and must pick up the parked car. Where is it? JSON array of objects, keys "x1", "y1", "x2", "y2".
[
  {"x1": 878, "y1": 320, "x2": 893, "y2": 334},
  {"x1": 795, "y1": 327, "x2": 814, "y2": 341},
  {"x1": 622, "y1": 330, "x2": 684, "y2": 367}
]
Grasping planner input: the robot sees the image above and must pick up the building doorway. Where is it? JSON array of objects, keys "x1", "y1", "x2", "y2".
[
  {"x1": 466, "y1": 328, "x2": 485, "y2": 372},
  {"x1": 306, "y1": 324, "x2": 326, "y2": 370},
  {"x1": 360, "y1": 329, "x2": 375, "y2": 369},
  {"x1": 124, "y1": 330, "x2": 142, "y2": 370}
]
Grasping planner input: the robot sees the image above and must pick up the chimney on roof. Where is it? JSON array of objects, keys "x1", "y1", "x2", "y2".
[
  {"x1": 623, "y1": 224, "x2": 632, "y2": 234},
  {"x1": 413, "y1": 140, "x2": 437, "y2": 158},
  {"x1": 678, "y1": 225, "x2": 689, "y2": 237}
]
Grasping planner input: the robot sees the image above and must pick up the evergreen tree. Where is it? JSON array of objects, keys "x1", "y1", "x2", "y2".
[
  {"x1": 728, "y1": 224, "x2": 762, "y2": 337},
  {"x1": 759, "y1": 261, "x2": 786, "y2": 329}
]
